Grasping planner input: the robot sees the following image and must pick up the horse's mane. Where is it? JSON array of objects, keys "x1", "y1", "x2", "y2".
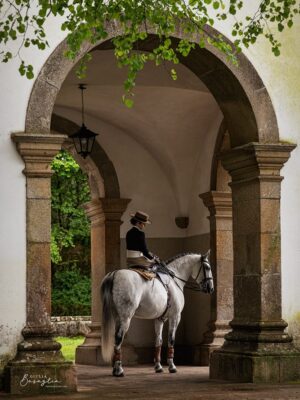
[{"x1": 165, "y1": 252, "x2": 200, "y2": 265}]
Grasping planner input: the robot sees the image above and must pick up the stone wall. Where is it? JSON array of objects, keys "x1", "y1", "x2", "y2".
[{"x1": 51, "y1": 316, "x2": 91, "y2": 337}]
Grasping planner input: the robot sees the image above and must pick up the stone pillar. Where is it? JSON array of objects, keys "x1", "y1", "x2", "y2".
[
  {"x1": 199, "y1": 191, "x2": 233, "y2": 365},
  {"x1": 210, "y1": 142, "x2": 300, "y2": 383},
  {"x1": 76, "y1": 197, "x2": 135, "y2": 365},
  {"x1": 100, "y1": 198, "x2": 131, "y2": 272},
  {"x1": 75, "y1": 199, "x2": 105, "y2": 365},
  {"x1": 5, "y1": 133, "x2": 76, "y2": 395}
]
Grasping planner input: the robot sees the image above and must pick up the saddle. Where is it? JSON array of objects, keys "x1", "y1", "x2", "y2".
[{"x1": 129, "y1": 267, "x2": 156, "y2": 281}]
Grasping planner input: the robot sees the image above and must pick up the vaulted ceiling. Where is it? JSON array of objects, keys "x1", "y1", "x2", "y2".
[{"x1": 54, "y1": 49, "x2": 222, "y2": 216}]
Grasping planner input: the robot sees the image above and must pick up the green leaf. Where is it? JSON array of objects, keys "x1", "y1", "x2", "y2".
[
  {"x1": 123, "y1": 96, "x2": 134, "y2": 108},
  {"x1": 171, "y1": 68, "x2": 177, "y2": 80}
]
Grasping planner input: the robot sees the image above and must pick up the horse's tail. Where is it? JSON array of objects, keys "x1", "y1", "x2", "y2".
[{"x1": 100, "y1": 271, "x2": 116, "y2": 363}]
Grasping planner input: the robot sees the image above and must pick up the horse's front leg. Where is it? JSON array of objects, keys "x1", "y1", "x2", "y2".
[
  {"x1": 112, "y1": 318, "x2": 130, "y2": 377},
  {"x1": 167, "y1": 316, "x2": 180, "y2": 373},
  {"x1": 154, "y1": 319, "x2": 164, "y2": 373}
]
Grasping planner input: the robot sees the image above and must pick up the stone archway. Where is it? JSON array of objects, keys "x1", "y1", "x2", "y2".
[{"x1": 8, "y1": 22, "x2": 300, "y2": 394}]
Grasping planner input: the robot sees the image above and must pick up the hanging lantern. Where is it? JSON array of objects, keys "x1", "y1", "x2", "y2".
[{"x1": 70, "y1": 84, "x2": 98, "y2": 159}]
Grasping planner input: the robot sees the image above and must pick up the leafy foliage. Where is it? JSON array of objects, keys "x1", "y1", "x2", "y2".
[
  {"x1": 51, "y1": 149, "x2": 91, "y2": 265},
  {"x1": 52, "y1": 266, "x2": 91, "y2": 315},
  {"x1": 0, "y1": 0, "x2": 299, "y2": 106},
  {"x1": 51, "y1": 150, "x2": 91, "y2": 315}
]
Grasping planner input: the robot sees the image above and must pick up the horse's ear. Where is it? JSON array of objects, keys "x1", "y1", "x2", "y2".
[{"x1": 204, "y1": 249, "x2": 211, "y2": 259}]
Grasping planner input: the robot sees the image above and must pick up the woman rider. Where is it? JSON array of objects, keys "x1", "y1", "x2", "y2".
[{"x1": 126, "y1": 211, "x2": 158, "y2": 269}]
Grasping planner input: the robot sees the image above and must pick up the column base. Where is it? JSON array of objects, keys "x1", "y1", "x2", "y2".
[
  {"x1": 76, "y1": 342, "x2": 138, "y2": 366},
  {"x1": 200, "y1": 344, "x2": 222, "y2": 366},
  {"x1": 5, "y1": 361, "x2": 76, "y2": 395},
  {"x1": 200, "y1": 321, "x2": 231, "y2": 366},
  {"x1": 75, "y1": 324, "x2": 104, "y2": 365},
  {"x1": 210, "y1": 347, "x2": 300, "y2": 383},
  {"x1": 76, "y1": 345, "x2": 104, "y2": 365},
  {"x1": 4, "y1": 335, "x2": 76, "y2": 395}
]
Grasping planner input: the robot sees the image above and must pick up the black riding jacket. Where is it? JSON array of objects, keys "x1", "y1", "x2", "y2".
[{"x1": 126, "y1": 226, "x2": 153, "y2": 260}]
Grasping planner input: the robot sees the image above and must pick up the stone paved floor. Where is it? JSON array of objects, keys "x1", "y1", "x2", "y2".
[{"x1": 2, "y1": 365, "x2": 300, "y2": 399}]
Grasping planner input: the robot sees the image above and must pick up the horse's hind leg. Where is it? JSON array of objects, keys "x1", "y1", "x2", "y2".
[
  {"x1": 112, "y1": 318, "x2": 131, "y2": 377},
  {"x1": 154, "y1": 319, "x2": 164, "y2": 373},
  {"x1": 167, "y1": 316, "x2": 180, "y2": 373}
]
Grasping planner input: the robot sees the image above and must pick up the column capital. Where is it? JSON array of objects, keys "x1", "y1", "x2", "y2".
[
  {"x1": 199, "y1": 191, "x2": 232, "y2": 219},
  {"x1": 220, "y1": 142, "x2": 296, "y2": 185},
  {"x1": 82, "y1": 199, "x2": 105, "y2": 226},
  {"x1": 100, "y1": 198, "x2": 131, "y2": 223},
  {"x1": 12, "y1": 132, "x2": 67, "y2": 177}
]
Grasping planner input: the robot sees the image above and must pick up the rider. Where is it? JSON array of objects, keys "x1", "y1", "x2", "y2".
[{"x1": 126, "y1": 211, "x2": 158, "y2": 269}]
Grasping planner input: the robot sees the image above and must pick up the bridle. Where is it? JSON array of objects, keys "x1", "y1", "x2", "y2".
[{"x1": 166, "y1": 255, "x2": 212, "y2": 293}]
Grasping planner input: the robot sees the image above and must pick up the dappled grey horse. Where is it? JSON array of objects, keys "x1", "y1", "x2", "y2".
[{"x1": 100, "y1": 252, "x2": 214, "y2": 376}]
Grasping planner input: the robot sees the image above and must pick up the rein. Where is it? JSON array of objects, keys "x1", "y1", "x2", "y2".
[{"x1": 161, "y1": 258, "x2": 211, "y2": 293}]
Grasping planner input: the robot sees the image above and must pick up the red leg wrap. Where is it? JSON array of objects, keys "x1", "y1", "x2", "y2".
[
  {"x1": 113, "y1": 348, "x2": 122, "y2": 363},
  {"x1": 167, "y1": 346, "x2": 174, "y2": 359}
]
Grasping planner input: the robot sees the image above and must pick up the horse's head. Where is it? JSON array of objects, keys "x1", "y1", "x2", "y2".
[{"x1": 191, "y1": 250, "x2": 214, "y2": 294}]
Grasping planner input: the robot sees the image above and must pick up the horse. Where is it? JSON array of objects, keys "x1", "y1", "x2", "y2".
[{"x1": 100, "y1": 251, "x2": 214, "y2": 377}]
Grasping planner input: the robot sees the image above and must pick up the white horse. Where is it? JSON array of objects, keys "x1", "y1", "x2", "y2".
[{"x1": 100, "y1": 252, "x2": 214, "y2": 377}]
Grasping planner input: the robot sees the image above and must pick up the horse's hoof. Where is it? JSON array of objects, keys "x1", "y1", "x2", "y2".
[
  {"x1": 113, "y1": 369, "x2": 125, "y2": 377},
  {"x1": 155, "y1": 367, "x2": 163, "y2": 373},
  {"x1": 113, "y1": 372, "x2": 125, "y2": 377},
  {"x1": 169, "y1": 368, "x2": 177, "y2": 373}
]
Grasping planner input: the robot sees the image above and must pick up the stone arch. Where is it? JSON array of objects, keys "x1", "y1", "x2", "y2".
[
  {"x1": 51, "y1": 113, "x2": 120, "y2": 198},
  {"x1": 210, "y1": 119, "x2": 231, "y2": 192},
  {"x1": 25, "y1": 24, "x2": 279, "y2": 148}
]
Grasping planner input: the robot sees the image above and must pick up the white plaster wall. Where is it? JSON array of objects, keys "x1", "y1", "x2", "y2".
[
  {"x1": 0, "y1": 14, "x2": 68, "y2": 364},
  {"x1": 187, "y1": 111, "x2": 223, "y2": 237}
]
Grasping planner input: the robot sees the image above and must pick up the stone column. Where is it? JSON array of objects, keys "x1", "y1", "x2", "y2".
[
  {"x1": 199, "y1": 191, "x2": 233, "y2": 365},
  {"x1": 75, "y1": 199, "x2": 105, "y2": 365},
  {"x1": 5, "y1": 133, "x2": 76, "y2": 395},
  {"x1": 100, "y1": 198, "x2": 131, "y2": 272},
  {"x1": 76, "y1": 197, "x2": 134, "y2": 365},
  {"x1": 210, "y1": 142, "x2": 300, "y2": 383}
]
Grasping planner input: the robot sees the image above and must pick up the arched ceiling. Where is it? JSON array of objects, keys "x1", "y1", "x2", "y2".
[{"x1": 54, "y1": 49, "x2": 222, "y2": 214}]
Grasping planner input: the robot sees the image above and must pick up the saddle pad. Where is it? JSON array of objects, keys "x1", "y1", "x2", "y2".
[{"x1": 130, "y1": 268, "x2": 156, "y2": 281}]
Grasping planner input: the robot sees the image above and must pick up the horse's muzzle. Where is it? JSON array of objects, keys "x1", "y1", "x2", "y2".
[{"x1": 201, "y1": 279, "x2": 214, "y2": 294}]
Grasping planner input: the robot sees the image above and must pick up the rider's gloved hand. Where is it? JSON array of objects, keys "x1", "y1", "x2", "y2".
[{"x1": 153, "y1": 255, "x2": 161, "y2": 263}]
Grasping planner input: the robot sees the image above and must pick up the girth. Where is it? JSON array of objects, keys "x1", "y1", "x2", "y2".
[{"x1": 156, "y1": 274, "x2": 171, "y2": 322}]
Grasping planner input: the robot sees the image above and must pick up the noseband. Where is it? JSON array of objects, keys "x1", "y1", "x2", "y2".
[{"x1": 169, "y1": 255, "x2": 213, "y2": 293}]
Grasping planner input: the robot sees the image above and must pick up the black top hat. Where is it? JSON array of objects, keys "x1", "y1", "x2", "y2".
[{"x1": 130, "y1": 211, "x2": 151, "y2": 224}]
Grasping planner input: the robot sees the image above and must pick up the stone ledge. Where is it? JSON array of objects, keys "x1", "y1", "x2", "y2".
[{"x1": 51, "y1": 316, "x2": 91, "y2": 337}]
